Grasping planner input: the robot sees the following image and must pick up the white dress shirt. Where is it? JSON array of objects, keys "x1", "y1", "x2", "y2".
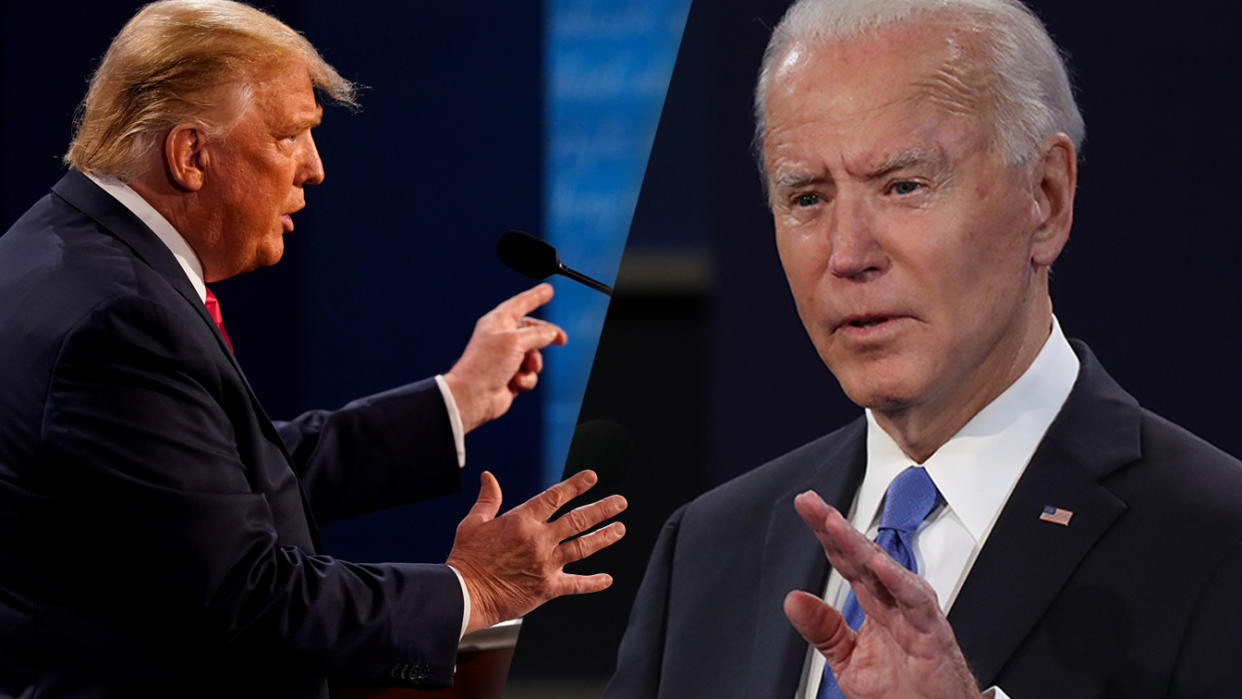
[
  {"x1": 798, "y1": 318, "x2": 1080, "y2": 699},
  {"x1": 84, "y1": 172, "x2": 474, "y2": 636}
]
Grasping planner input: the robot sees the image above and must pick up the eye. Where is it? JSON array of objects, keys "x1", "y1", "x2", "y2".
[
  {"x1": 794, "y1": 192, "x2": 821, "y2": 207},
  {"x1": 889, "y1": 180, "x2": 922, "y2": 196}
]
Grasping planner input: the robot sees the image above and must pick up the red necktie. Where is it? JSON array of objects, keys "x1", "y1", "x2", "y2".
[{"x1": 203, "y1": 288, "x2": 234, "y2": 352}]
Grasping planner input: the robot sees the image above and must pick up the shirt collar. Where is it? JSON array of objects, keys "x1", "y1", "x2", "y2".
[
  {"x1": 84, "y1": 172, "x2": 207, "y2": 303},
  {"x1": 860, "y1": 316, "x2": 1080, "y2": 542}
]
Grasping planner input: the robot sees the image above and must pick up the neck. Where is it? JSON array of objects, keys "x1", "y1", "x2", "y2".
[
  {"x1": 128, "y1": 171, "x2": 187, "y2": 231},
  {"x1": 127, "y1": 171, "x2": 219, "y2": 281},
  {"x1": 873, "y1": 300, "x2": 1054, "y2": 463}
]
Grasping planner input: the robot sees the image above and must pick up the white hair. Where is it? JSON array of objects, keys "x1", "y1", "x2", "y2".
[{"x1": 754, "y1": 0, "x2": 1084, "y2": 167}]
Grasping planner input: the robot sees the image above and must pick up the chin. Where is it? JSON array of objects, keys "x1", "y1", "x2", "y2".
[
  {"x1": 830, "y1": 357, "x2": 928, "y2": 413},
  {"x1": 841, "y1": 384, "x2": 921, "y2": 414},
  {"x1": 255, "y1": 239, "x2": 286, "y2": 268}
]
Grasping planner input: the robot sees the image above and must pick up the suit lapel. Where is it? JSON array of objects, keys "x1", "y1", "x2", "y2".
[
  {"x1": 51, "y1": 171, "x2": 234, "y2": 357},
  {"x1": 53, "y1": 171, "x2": 200, "y2": 301},
  {"x1": 51, "y1": 171, "x2": 279, "y2": 445},
  {"x1": 50, "y1": 171, "x2": 322, "y2": 549},
  {"x1": 948, "y1": 342, "x2": 1139, "y2": 687},
  {"x1": 748, "y1": 420, "x2": 867, "y2": 699}
]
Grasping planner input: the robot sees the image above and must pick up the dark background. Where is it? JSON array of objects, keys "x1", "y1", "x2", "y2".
[
  {"x1": 1, "y1": 0, "x2": 549, "y2": 570},
  {"x1": 510, "y1": 0, "x2": 1242, "y2": 694}
]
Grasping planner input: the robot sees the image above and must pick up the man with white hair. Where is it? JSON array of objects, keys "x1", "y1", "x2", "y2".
[
  {"x1": 607, "y1": 0, "x2": 1242, "y2": 697},
  {"x1": 0, "y1": 1, "x2": 625, "y2": 696}
]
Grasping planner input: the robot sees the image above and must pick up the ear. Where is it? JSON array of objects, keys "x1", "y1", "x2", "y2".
[
  {"x1": 1030, "y1": 133, "x2": 1077, "y2": 267},
  {"x1": 163, "y1": 123, "x2": 209, "y2": 192}
]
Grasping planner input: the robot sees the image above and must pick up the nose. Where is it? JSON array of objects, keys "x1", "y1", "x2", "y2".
[
  {"x1": 827, "y1": 192, "x2": 886, "y2": 279},
  {"x1": 299, "y1": 131, "x2": 325, "y2": 186}
]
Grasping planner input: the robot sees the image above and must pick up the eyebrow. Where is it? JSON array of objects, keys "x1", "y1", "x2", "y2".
[
  {"x1": 288, "y1": 106, "x2": 324, "y2": 132},
  {"x1": 769, "y1": 144, "x2": 951, "y2": 190},
  {"x1": 306, "y1": 106, "x2": 325, "y2": 128},
  {"x1": 771, "y1": 170, "x2": 828, "y2": 189},
  {"x1": 861, "y1": 145, "x2": 948, "y2": 180}
]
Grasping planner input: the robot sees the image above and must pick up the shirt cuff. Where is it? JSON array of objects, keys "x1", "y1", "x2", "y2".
[
  {"x1": 434, "y1": 374, "x2": 466, "y2": 468},
  {"x1": 446, "y1": 564, "x2": 471, "y2": 640}
]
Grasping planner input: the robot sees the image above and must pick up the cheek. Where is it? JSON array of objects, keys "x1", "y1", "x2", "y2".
[
  {"x1": 776, "y1": 231, "x2": 829, "y2": 308},
  {"x1": 775, "y1": 219, "x2": 831, "y2": 273},
  {"x1": 972, "y1": 208, "x2": 1036, "y2": 292},
  {"x1": 934, "y1": 183, "x2": 1033, "y2": 274},
  {"x1": 926, "y1": 219, "x2": 1035, "y2": 346}
]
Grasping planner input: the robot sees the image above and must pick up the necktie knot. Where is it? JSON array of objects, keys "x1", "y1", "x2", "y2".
[{"x1": 878, "y1": 466, "x2": 939, "y2": 535}]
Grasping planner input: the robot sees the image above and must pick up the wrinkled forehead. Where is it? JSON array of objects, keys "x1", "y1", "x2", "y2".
[
  {"x1": 765, "y1": 20, "x2": 995, "y2": 138},
  {"x1": 247, "y1": 62, "x2": 323, "y2": 126}
]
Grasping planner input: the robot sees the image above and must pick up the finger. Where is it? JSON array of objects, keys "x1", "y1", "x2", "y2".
[
  {"x1": 465, "y1": 471, "x2": 503, "y2": 521},
  {"x1": 557, "y1": 520, "x2": 626, "y2": 565},
  {"x1": 525, "y1": 469, "x2": 598, "y2": 520},
  {"x1": 516, "y1": 316, "x2": 560, "y2": 333},
  {"x1": 824, "y1": 543, "x2": 905, "y2": 625},
  {"x1": 869, "y1": 547, "x2": 944, "y2": 632},
  {"x1": 794, "y1": 491, "x2": 904, "y2": 621},
  {"x1": 509, "y1": 371, "x2": 538, "y2": 392},
  {"x1": 551, "y1": 494, "x2": 628, "y2": 541},
  {"x1": 784, "y1": 590, "x2": 855, "y2": 668},
  {"x1": 794, "y1": 491, "x2": 875, "y2": 580},
  {"x1": 522, "y1": 348, "x2": 543, "y2": 375},
  {"x1": 497, "y1": 283, "x2": 555, "y2": 321},
  {"x1": 793, "y1": 489, "x2": 843, "y2": 542},
  {"x1": 847, "y1": 567, "x2": 899, "y2": 625},
  {"x1": 513, "y1": 321, "x2": 568, "y2": 352},
  {"x1": 551, "y1": 572, "x2": 614, "y2": 596}
]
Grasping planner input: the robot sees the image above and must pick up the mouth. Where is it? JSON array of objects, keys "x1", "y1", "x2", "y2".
[
  {"x1": 835, "y1": 313, "x2": 906, "y2": 335},
  {"x1": 280, "y1": 214, "x2": 294, "y2": 233}
]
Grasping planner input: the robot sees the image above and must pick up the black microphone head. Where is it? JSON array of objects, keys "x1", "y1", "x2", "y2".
[{"x1": 497, "y1": 229, "x2": 560, "y2": 279}]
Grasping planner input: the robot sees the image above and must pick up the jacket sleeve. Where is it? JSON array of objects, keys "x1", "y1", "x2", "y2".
[
  {"x1": 39, "y1": 294, "x2": 460, "y2": 687},
  {"x1": 275, "y1": 379, "x2": 461, "y2": 522},
  {"x1": 604, "y1": 505, "x2": 686, "y2": 699}
]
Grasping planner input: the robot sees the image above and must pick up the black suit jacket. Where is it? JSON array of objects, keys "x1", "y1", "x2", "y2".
[
  {"x1": 607, "y1": 342, "x2": 1242, "y2": 698},
  {"x1": 0, "y1": 171, "x2": 467, "y2": 697}
]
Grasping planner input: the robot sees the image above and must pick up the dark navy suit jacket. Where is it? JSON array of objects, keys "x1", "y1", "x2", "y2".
[
  {"x1": 0, "y1": 171, "x2": 466, "y2": 697},
  {"x1": 607, "y1": 343, "x2": 1242, "y2": 698}
]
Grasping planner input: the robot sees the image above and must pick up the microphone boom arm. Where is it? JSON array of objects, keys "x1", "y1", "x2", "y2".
[{"x1": 557, "y1": 263, "x2": 613, "y2": 296}]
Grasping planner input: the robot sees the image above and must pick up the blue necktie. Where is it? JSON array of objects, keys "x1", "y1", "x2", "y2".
[{"x1": 817, "y1": 466, "x2": 940, "y2": 699}]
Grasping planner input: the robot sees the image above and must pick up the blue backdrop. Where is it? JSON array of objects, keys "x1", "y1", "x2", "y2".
[{"x1": 542, "y1": 0, "x2": 691, "y2": 484}]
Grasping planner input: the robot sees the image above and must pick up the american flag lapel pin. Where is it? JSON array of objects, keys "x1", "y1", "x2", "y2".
[{"x1": 1039, "y1": 505, "x2": 1074, "y2": 526}]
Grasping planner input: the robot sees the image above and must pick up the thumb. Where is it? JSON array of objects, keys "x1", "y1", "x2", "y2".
[
  {"x1": 467, "y1": 471, "x2": 503, "y2": 521},
  {"x1": 784, "y1": 590, "x2": 855, "y2": 667}
]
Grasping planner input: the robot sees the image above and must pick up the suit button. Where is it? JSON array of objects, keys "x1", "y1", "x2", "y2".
[{"x1": 411, "y1": 660, "x2": 430, "y2": 681}]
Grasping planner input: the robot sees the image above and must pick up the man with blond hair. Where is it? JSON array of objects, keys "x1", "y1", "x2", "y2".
[
  {"x1": 607, "y1": 0, "x2": 1242, "y2": 697},
  {"x1": 0, "y1": 1, "x2": 624, "y2": 696}
]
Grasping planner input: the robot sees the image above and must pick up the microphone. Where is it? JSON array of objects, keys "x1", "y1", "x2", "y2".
[{"x1": 496, "y1": 230, "x2": 614, "y2": 296}]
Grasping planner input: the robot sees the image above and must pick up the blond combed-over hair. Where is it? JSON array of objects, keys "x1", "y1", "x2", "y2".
[{"x1": 64, "y1": 0, "x2": 356, "y2": 180}]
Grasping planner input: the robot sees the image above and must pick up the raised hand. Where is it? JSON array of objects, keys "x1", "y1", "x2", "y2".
[
  {"x1": 447, "y1": 470, "x2": 626, "y2": 634},
  {"x1": 785, "y1": 490, "x2": 981, "y2": 699},
  {"x1": 442, "y1": 283, "x2": 567, "y2": 433}
]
